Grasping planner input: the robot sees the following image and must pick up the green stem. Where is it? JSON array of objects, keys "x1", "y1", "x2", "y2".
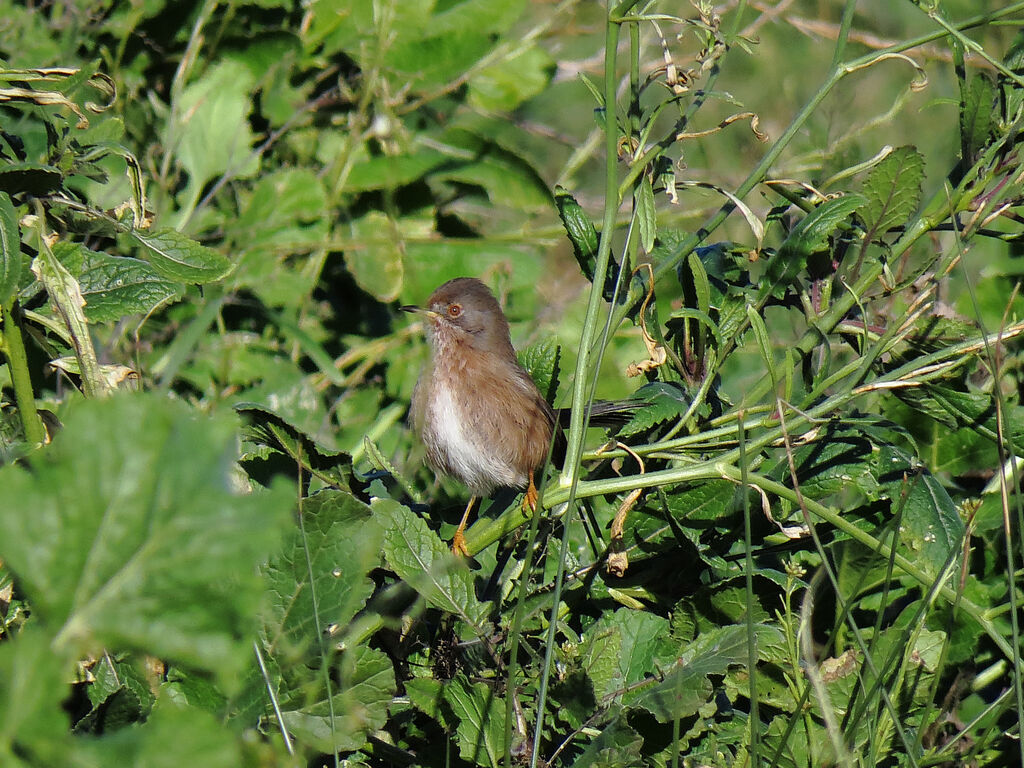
[{"x1": 1, "y1": 302, "x2": 45, "y2": 445}]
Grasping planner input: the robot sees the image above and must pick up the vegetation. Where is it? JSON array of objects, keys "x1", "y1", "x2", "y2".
[{"x1": 1, "y1": 0, "x2": 1023, "y2": 766}]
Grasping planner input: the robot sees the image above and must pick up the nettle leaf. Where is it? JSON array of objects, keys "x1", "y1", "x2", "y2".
[
  {"x1": 582, "y1": 608, "x2": 675, "y2": 702},
  {"x1": 632, "y1": 624, "x2": 782, "y2": 722},
  {"x1": 779, "y1": 194, "x2": 867, "y2": 260},
  {"x1": 444, "y1": 675, "x2": 506, "y2": 768},
  {"x1": 570, "y1": 717, "x2": 644, "y2": 768},
  {"x1": 960, "y1": 73, "x2": 997, "y2": 161},
  {"x1": 53, "y1": 242, "x2": 183, "y2": 322},
  {"x1": 888, "y1": 465, "x2": 966, "y2": 580},
  {"x1": 263, "y1": 490, "x2": 384, "y2": 660},
  {"x1": 891, "y1": 382, "x2": 1024, "y2": 444},
  {"x1": 127, "y1": 228, "x2": 233, "y2": 284},
  {"x1": 519, "y1": 338, "x2": 560, "y2": 404},
  {"x1": 619, "y1": 382, "x2": 692, "y2": 437},
  {"x1": 789, "y1": 431, "x2": 882, "y2": 501},
  {"x1": 860, "y1": 146, "x2": 925, "y2": 240},
  {"x1": 345, "y1": 210, "x2": 405, "y2": 302},
  {"x1": 665, "y1": 479, "x2": 738, "y2": 522},
  {"x1": 0, "y1": 394, "x2": 291, "y2": 683},
  {"x1": 236, "y1": 403, "x2": 356, "y2": 490},
  {"x1": 375, "y1": 498, "x2": 491, "y2": 629},
  {"x1": 0, "y1": 191, "x2": 20, "y2": 306},
  {"x1": 279, "y1": 644, "x2": 395, "y2": 753}
]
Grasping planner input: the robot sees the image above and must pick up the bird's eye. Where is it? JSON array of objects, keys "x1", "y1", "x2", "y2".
[{"x1": 447, "y1": 303, "x2": 462, "y2": 318}]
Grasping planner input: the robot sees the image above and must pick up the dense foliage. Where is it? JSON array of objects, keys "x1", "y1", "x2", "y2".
[{"x1": 1, "y1": 1, "x2": 1023, "y2": 766}]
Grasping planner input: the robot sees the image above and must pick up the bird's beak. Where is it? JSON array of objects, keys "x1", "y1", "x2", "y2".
[{"x1": 400, "y1": 305, "x2": 441, "y2": 321}]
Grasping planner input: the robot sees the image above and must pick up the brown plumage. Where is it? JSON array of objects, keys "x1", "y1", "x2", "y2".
[{"x1": 403, "y1": 277, "x2": 555, "y2": 554}]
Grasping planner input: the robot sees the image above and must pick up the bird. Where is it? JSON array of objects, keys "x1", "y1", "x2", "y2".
[{"x1": 402, "y1": 277, "x2": 555, "y2": 555}]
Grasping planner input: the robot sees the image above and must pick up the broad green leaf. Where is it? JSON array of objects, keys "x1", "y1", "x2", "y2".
[
  {"x1": 55, "y1": 243, "x2": 182, "y2": 322},
  {"x1": 582, "y1": 608, "x2": 674, "y2": 701},
  {"x1": 344, "y1": 211, "x2": 405, "y2": 302},
  {"x1": 344, "y1": 150, "x2": 448, "y2": 193},
  {"x1": 469, "y1": 44, "x2": 554, "y2": 111},
  {"x1": 778, "y1": 193, "x2": 867, "y2": 259},
  {"x1": 569, "y1": 717, "x2": 644, "y2": 768},
  {"x1": 633, "y1": 624, "x2": 781, "y2": 722},
  {"x1": 619, "y1": 381, "x2": 692, "y2": 437},
  {"x1": 960, "y1": 73, "x2": 996, "y2": 162},
  {"x1": 518, "y1": 338, "x2": 560, "y2": 404},
  {"x1": 263, "y1": 490, "x2": 384, "y2": 659},
  {"x1": 788, "y1": 431, "x2": 881, "y2": 501},
  {"x1": 0, "y1": 394, "x2": 291, "y2": 683},
  {"x1": 445, "y1": 675, "x2": 506, "y2": 768},
  {"x1": 895, "y1": 470, "x2": 965, "y2": 580},
  {"x1": 276, "y1": 645, "x2": 394, "y2": 753},
  {"x1": 83, "y1": 697, "x2": 243, "y2": 766},
  {"x1": 170, "y1": 59, "x2": 259, "y2": 203},
  {"x1": 375, "y1": 498, "x2": 490, "y2": 629},
  {"x1": 0, "y1": 191, "x2": 20, "y2": 306},
  {"x1": 665, "y1": 479, "x2": 737, "y2": 522},
  {"x1": 860, "y1": 146, "x2": 925, "y2": 239},
  {"x1": 278, "y1": 644, "x2": 394, "y2": 753},
  {"x1": 0, "y1": 628, "x2": 71, "y2": 762},
  {"x1": 236, "y1": 403, "x2": 356, "y2": 490},
  {"x1": 127, "y1": 228, "x2": 233, "y2": 284},
  {"x1": 433, "y1": 142, "x2": 550, "y2": 211},
  {"x1": 636, "y1": 176, "x2": 657, "y2": 253}
]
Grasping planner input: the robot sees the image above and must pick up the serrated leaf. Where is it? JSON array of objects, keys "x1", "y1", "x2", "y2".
[
  {"x1": 893, "y1": 470, "x2": 965, "y2": 580},
  {"x1": 375, "y1": 498, "x2": 490, "y2": 629},
  {"x1": 128, "y1": 228, "x2": 233, "y2": 284},
  {"x1": 518, "y1": 338, "x2": 560, "y2": 404},
  {"x1": 860, "y1": 146, "x2": 925, "y2": 239},
  {"x1": 570, "y1": 717, "x2": 644, "y2": 768},
  {"x1": 263, "y1": 490, "x2": 383, "y2": 660},
  {"x1": 279, "y1": 644, "x2": 395, "y2": 753},
  {"x1": 0, "y1": 394, "x2": 291, "y2": 685},
  {"x1": 236, "y1": 402, "x2": 357, "y2": 490},
  {"x1": 66, "y1": 245, "x2": 182, "y2": 322},
  {"x1": 618, "y1": 382, "x2": 692, "y2": 437},
  {"x1": 445, "y1": 675, "x2": 506, "y2": 768},
  {"x1": 665, "y1": 479, "x2": 737, "y2": 522},
  {"x1": 637, "y1": 176, "x2": 657, "y2": 253},
  {"x1": 960, "y1": 73, "x2": 997, "y2": 161},
  {"x1": 633, "y1": 624, "x2": 781, "y2": 722},
  {"x1": 345, "y1": 211, "x2": 404, "y2": 302},
  {"x1": 0, "y1": 191, "x2": 20, "y2": 306},
  {"x1": 582, "y1": 608, "x2": 674, "y2": 701},
  {"x1": 779, "y1": 194, "x2": 867, "y2": 259}
]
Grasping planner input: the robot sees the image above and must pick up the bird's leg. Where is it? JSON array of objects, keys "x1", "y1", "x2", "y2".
[
  {"x1": 451, "y1": 496, "x2": 477, "y2": 556},
  {"x1": 522, "y1": 473, "x2": 538, "y2": 514}
]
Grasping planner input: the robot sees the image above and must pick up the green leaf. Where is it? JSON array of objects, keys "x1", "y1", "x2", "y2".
[
  {"x1": 469, "y1": 44, "x2": 554, "y2": 111},
  {"x1": 633, "y1": 624, "x2": 781, "y2": 722},
  {"x1": 263, "y1": 490, "x2": 383, "y2": 658},
  {"x1": 375, "y1": 498, "x2": 490, "y2": 629},
  {"x1": 636, "y1": 176, "x2": 657, "y2": 253},
  {"x1": 345, "y1": 150, "x2": 448, "y2": 193},
  {"x1": 582, "y1": 608, "x2": 674, "y2": 701},
  {"x1": 665, "y1": 479, "x2": 737, "y2": 522},
  {"x1": 345, "y1": 211, "x2": 405, "y2": 302},
  {"x1": 894, "y1": 470, "x2": 965, "y2": 580},
  {"x1": 444, "y1": 675, "x2": 506, "y2": 768},
  {"x1": 0, "y1": 163, "x2": 63, "y2": 196},
  {"x1": 618, "y1": 382, "x2": 692, "y2": 437},
  {"x1": 960, "y1": 73, "x2": 997, "y2": 162},
  {"x1": 860, "y1": 146, "x2": 925, "y2": 239},
  {"x1": 570, "y1": 717, "x2": 644, "y2": 768},
  {"x1": 127, "y1": 228, "x2": 233, "y2": 284},
  {"x1": 0, "y1": 628, "x2": 71, "y2": 760},
  {"x1": 778, "y1": 193, "x2": 867, "y2": 259},
  {"x1": 170, "y1": 59, "x2": 259, "y2": 203},
  {"x1": 0, "y1": 191, "x2": 20, "y2": 306},
  {"x1": 0, "y1": 393, "x2": 291, "y2": 684},
  {"x1": 518, "y1": 338, "x2": 560, "y2": 404},
  {"x1": 279, "y1": 644, "x2": 395, "y2": 753},
  {"x1": 236, "y1": 403, "x2": 357, "y2": 490},
  {"x1": 56, "y1": 243, "x2": 183, "y2": 322}
]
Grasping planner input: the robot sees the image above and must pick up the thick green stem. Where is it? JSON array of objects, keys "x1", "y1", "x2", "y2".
[{"x1": 1, "y1": 302, "x2": 45, "y2": 446}]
